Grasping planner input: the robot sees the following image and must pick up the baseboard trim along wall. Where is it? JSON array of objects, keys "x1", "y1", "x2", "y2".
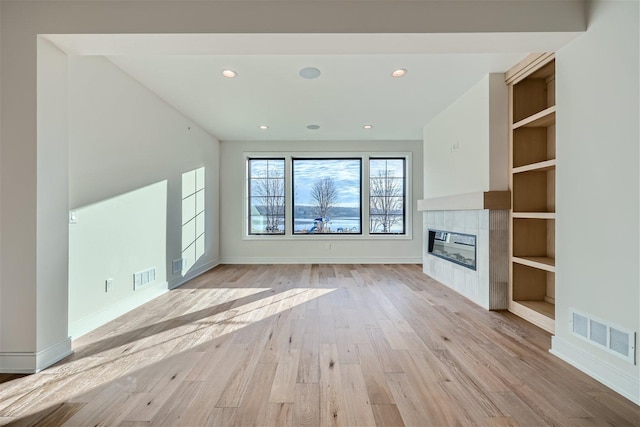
[
  {"x1": 69, "y1": 259, "x2": 220, "y2": 340},
  {"x1": 219, "y1": 257, "x2": 422, "y2": 264},
  {"x1": 167, "y1": 259, "x2": 220, "y2": 290},
  {"x1": 0, "y1": 337, "x2": 73, "y2": 374},
  {"x1": 551, "y1": 336, "x2": 640, "y2": 405}
]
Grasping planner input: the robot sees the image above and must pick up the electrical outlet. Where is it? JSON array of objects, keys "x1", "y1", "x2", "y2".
[{"x1": 105, "y1": 278, "x2": 114, "y2": 292}]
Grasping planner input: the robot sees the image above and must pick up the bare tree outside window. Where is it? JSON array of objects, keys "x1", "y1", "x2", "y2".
[
  {"x1": 292, "y1": 159, "x2": 362, "y2": 234},
  {"x1": 248, "y1": 159, "x2": 285, "y2": 234},
  {"x1": 254, "y1": 176, "x2": 285, "y2": 232},
  {"x1": 370, "y1": 159, "x2": 405, "y2": 234},
  {"x1": 311, "y1": 177, "x2": 338, "y2": 218}
]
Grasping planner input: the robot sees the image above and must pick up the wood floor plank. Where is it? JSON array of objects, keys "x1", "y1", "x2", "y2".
[
  {"x1": 366, "y1": 328, "x2": 404, "y2": 373},
  {"x1": 269, "y1": 348, "x2": 300, "y2": 403},
  {"x1": 215, "y1": 342, "x2": 267, "y2": 408},
  {"x1": 152, "y1": 380, "x2": 204, "y2": 426},
  {"x1": 355, "y1": 343, "x2": 396, "y2": 405},
  {"x1": 297, "y1": 333, "x2": 320, "y2": 383},
  {"x1": 377, "y1": 319, "x2": 410, "y2": 350},
  {"x1": 394, "y1": 349, "x2": 461, "y2": 426},
  {"x1": 118, "y1": 351, "x2": 204, "y2": 423},
  {"x1": 232, "y1": 362, "x2": 277, "y2": 427},
  {"x1": 294, "y1": 382, "x2": 321, "y2": 426},
  {"x1": 63, "y1": 382, "x2": 137, "y2": 426},
  {"x1": 318, "y1": 343, "x2": 346, "y2": 427},
  {"x1": 334, "y1": 328, "x2": 359, "y2": 365},
  {"x1": 0, "y1": 264, "x2": 637, "y2": 427},
  {"x1": 177, "y1": 344, "x2": 246, "y2": 426},
  {"x1": 339, "y1": 364, "x2": 377, "y2": 427},
  {"x1": 206, "y1": 407, "x2": 237, "y2": 426},
  {"x1": 265, "y1": 403, "x2": 294, "y2": 426},
  {"x1": 384, "y1": 372, "x2": 433, "y2": 426},
  {"x1": 371, "y1": 404, "x2": 405, "y2": 427},
  {"x1": 485, "y1": 415, "x2": 521, "y2": 426},
  {"x1": 490, "y1": 390, "x2": 549, "y2": 427},
  {"x1": 5, "y1": 402, "x2": 85, "y2": 427}
]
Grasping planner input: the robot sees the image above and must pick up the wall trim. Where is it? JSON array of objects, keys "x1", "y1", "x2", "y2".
[
  {"x1": 69, "y1": 259, "x2": 220, "y2": 340},
  {"x1": 219, "y1": 257, "x2": 422, "y2": 264},
  {"x1": 551, "y1": 336, "x2": 640, "y2": 405},
  {"x1": 0, "y1": 337, "x2": 73, "y2": 374}
]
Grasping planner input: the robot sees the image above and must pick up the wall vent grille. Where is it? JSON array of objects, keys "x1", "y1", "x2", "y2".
[
  {"x1": 570, "y1": 309, "x2": 636, "y2": 364},
  {"x1": 172, "y1": 257, "x2": 187, "y2": 274},
  {"x1": 133, "y1": 267, "x2": 156, "y2": 291}
]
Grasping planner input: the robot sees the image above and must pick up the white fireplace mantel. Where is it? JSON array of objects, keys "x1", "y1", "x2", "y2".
[{"x1": 417, "y1": 190, "x2": 510, "y2": 211}]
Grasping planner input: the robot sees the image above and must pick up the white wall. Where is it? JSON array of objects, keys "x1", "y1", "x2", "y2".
[
  {"x1": 36, "y1": 39, "x2": 73, "y2": 365},
  {"x1": 67, "y1": 56, "x2": 220, "y2": 338},
  {"x1": 220, "y1": 140, "x2": 423, "y2": 263},
  {"x1": 552, "y1": 0, "x2": 639, "y2": 404},
  {"x1": 424, "y1": 74, "x2": 508, "y2": 198}
]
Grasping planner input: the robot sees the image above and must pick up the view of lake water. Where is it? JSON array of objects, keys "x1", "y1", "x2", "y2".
[
  {"x1": 251, "y1": 216, "x2": 403, "y2": 234},
  {"x1": 294, "y1": 217, "x2": 361, "y2": 233}
]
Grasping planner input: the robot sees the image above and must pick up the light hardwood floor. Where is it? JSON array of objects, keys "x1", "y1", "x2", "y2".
[{"x1": 1, "y1": 264, "x2": 638, "y2": 426}]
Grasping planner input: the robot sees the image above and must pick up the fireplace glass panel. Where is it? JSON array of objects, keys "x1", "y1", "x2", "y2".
[{"x1": 428, "y1": 229, "x2": 477, "y2": 270}]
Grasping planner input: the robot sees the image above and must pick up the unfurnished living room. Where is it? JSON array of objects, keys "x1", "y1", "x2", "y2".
[{"x1": 0, "y1": 0, "x2": 639, "y2": 426}]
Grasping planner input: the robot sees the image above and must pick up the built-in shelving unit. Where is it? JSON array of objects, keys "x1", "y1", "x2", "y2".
[{"x1": 506, "y1": 53, "x2": 556, "y2": 334}]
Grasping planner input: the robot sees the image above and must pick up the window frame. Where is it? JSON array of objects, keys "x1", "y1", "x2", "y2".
[
  {"x1": 243, "y1": 151, "x2": 412, "y2": 240},
  {"x1": 368, "y1": 157, "x2": 407, "y2": 235},
  {"x1": 247, "y1": 157, "x2": 287, "y2": 236},
  {"x1": 291, "y1": 157, "x2": 363, "y2": 236}
]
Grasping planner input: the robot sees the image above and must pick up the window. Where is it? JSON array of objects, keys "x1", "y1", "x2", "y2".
[
  {"x1": 245, "y1": 153, "x2": 410, "y2": 238},
  {"x1": 369, "y1": 158, "x2": 405, "y2": 234},
  {"x1": 292, "y1": 158, "x2": 362, "y2": 234},
  {"x1": 248, "y1": 158, "x2": 285, "y2": 234}
]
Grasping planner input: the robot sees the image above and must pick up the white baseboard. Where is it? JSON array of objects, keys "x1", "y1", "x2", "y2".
[
  {"x1": 218, "y1": 257, "x2": 422, "y2": 264},
  {"x1": 167, "y1": 258, "x2": 220, "y2": 289},
  {"x1": 551, "y1": 336, "x2": 640, "y2": 405},
  {"x1": 70, "y1": 259, "x2": 220, "y2": 340},
  {"x1": 0, "y1": 337, "x2": 73, "y2": 374}
]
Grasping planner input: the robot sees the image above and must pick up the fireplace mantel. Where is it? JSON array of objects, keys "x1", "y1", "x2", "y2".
[{"x1": 417, "y1": 191, "x2": 510, "y2": 211}]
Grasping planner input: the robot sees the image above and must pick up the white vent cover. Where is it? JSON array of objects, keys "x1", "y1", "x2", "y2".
[
  {"x1": 133, "y1": 267, "x2": 156, "y2": 291},
  {"x1": 172, "y1": 257, "x2": 187, "y2": 274},
  {"x1": 570, "y1": 309, "x2": 636, "y2": 364}
]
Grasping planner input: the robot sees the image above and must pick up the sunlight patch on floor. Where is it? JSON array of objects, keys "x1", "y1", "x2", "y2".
[{"x1": 0, "y1": 287, "x2": 336, "y2": 419}]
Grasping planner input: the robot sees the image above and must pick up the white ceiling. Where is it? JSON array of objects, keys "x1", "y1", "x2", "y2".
[{"x1": 47, "y1": 32, "x2": 581, "y2": 142}]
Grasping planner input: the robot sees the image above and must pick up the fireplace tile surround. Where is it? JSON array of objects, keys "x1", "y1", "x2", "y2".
[{"x1": 423, "y1": 209, "x2": 508, "y2": 310}]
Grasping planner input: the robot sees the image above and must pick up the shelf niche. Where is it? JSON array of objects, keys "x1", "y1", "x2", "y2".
[{"x1": 507, "y1": 53, "x2": 557, "y2": 334}]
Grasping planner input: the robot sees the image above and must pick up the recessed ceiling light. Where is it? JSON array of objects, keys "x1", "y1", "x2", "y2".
[
  {"x1": 259, "y1": 125, "x2": 269, "y2": 130},
  {"x1": 306, "y1": 124, "x2": 320, "y2": 130},
  {"x1": 391, "y1": 68, "x2": 407, "y2": 78},
  {"x1": 222, "y1": 69, "x2": 237, "y2": 78},
  {"x1": 299, "y1": 67, "x2": 321, "y2": 79},
  {"x1": 363, "y1": 124, "x2": 373, "y2": 129}
]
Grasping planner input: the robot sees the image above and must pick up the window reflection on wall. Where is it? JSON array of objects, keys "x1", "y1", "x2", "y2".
[{"x1": 182, "y1": 167, "x2": 205, "y2": 273}]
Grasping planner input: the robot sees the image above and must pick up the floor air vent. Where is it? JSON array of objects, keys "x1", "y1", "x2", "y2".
[{"x1": 570, "y1": 309, "x2": 636, "y2": 364}]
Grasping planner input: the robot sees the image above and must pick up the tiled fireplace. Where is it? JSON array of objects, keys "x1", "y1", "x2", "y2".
[{"x1": 422, "y1": 209, "x2": 509, "y2": 310}]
